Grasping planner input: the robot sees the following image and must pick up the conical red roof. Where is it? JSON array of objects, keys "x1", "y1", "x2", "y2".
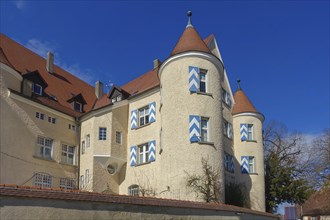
[
  {"x1": 170, "y1": 27, "x2": 211, "y2": 56},
  {"x1": 232, "y1": 89, "x2": 259, "y2": 115}
]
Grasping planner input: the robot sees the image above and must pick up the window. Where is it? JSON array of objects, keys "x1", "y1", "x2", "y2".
[
  {"x1": 200, "y1": 117, "x2": 209, "y2": 142},
  {"x1": 138, "y1": 106, "x2": 149, "y2": 126},
  {"x1": 81, "y1": 141, "x2": 85, "y2": 154},
  {"x1": 61, "y1": 144, "x2": 75, "y2": 164},
  {"x1": 99, "y1": 127, "x2": 107, "y2": 140},
  {"x1": 247, "y1": 124, "x2": 254, "y2": 140},
  {"x1": 248, "y1": 156, "x2": 255, "y2": 173},
  {"x1": 128, "y1": 185, "x2": 139, "y2": 196},
  {"x1": 116, "y1": 95, "x2": 122, "y2": 101},
  {"x1": 137, "y1": 143, "x2": 149, "y2": 165},
  {"x1": 199, "y1": 71, "x2": 207, "y2": 93},
  {"x1": 32, "y1": 83, "x2": 42, "y2": 95},
  {"x1": 60, "y1": 178, "x2": 76, "y2": 190},
  {"x1": 224, "y1": 153, "x2": 231, "y2": 172},
  {"x1": 48, "y1": 116, "x2": 56, "y2": 124},
  {"x1": 37, "y1": 136, "x2": 53, "y2": 159},
  {"x1": 116, "y1": 131, "x2": 122, "y2": 144},
  {"x1": 85, "y1": 169, "x2": 89, "y2": 185},
  {"x1": 74, "y1": 101, "x2": 82, "y2": 112},
  {"x1": 36, "y1": 112, "x2": 45, "y2": 120},
  {"x1": 86, "y1": 134, "x2": 90, "y2": 148},
  {"x1": 69, "y1": 124, "x2": 76, "y2": 131},
  {"x1": 112, "y1": 97, "x2": 116, "y2": 103},
  {"x1": 222, "y1": 89, "x2": 231, "y2": 107},
  {"x1": 34, "y1": 173, "x2": 52, "y2": 188},
  {"x1": 80, "y1": 175, "x2": 84, "y2": 189},
  {"x1": 223, "y1": 120, "x2": 233, "y2": 139}
]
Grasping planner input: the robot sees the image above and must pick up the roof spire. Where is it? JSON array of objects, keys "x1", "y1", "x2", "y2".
[
  {"x1": 186, "y1": 11, "x2": 193, "y2": 28},
  {"x1": 237, "y1": 79, "x2": 242, "y2": 91}
]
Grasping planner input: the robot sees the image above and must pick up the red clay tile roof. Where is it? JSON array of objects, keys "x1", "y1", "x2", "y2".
[
  {"x1": 121, "y1": 68, "x2": 160, "y2": 95},
  {"x1": 232, "y1": 89, "x2": 259, "y2": 115},
  {"x1": 170, "y1": 27, "x2": 212, "y2": 56},
  {"x1": 0, "y1": 33, "x2": 97, "y2": 117},
  {"x1": 302, "y1": 189, "x2": 330, "y2": 216},
  {"x1": 0, "y1": 184, "x2": 278, "y2": 218},
  {"x1": 0, "y1": 48, "x2": 16, "y2": 70}
]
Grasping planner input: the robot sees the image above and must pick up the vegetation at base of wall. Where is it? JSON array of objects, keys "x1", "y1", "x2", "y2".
[
  {"x1": 185, "y1": 158, "x2": 220, "y2": 203},
  {"x1": 225, "y1": 182, "x2": 250, "y2": 208},
  {"x1": 263, "y1": 122, "x2": 329, "y2": 213}
]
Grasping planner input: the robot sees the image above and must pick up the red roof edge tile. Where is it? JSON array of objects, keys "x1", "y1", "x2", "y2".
[{"x1": 0, "y1": 185, "x2": 278, "y2": 218}]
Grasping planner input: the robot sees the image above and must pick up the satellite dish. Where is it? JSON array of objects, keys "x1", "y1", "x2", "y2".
[{"x1": 107, "y1": 164, "x2": 116, "y2": 175}]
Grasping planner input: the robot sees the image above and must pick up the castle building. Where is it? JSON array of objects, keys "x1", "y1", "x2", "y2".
[{"x1": 0, "y1": 13, "x2": 265, "y2": 211}]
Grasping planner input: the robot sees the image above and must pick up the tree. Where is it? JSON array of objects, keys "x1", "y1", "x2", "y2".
[
  {"x1": 264, "y1": 121, "x2": 313, "y2": 213},
  {"x1": 225, "y1": 182, "x2": 250, "y2": 208},
  {"x1": 185, "y1": 158, "x2": 220, "y2": 203}
]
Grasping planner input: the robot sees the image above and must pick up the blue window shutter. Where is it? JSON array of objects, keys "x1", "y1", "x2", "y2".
[
  {"x1": 240, "y1": 124, "x2": 248, "y2": 141},
  {"x1": 230, "y1": 156, "x2": 235, "y2": 173},
  {"x1": 189, "y1": 115, "x2": 200, "y2": 142},
  {"x1": 189, "y1": 66, "x2": 199, "y2": 93},
  {"x1": 148, "y1": 140, "x2": 156, "y2": 162},
  {"x1": 241, "y1": 156, "x2": 249, "y2": 174},
  {"x1": 130, "y1": 110, "x2": 138, "y2": 129},
  {"x1": 130, "y1": 146, "x2": 137, "y2": 167},
  {"x1": 226, "y1": 92, "x2": 231, "y2": 107},
  {"x1": 149, "y1": 102, "x2": 156, "y2": 123}
]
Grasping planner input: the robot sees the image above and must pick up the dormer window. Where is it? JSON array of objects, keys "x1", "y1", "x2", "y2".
[
  {"x1": 74, "y1": 101, "x2": 82, "y2": 112},
  {"x1": 116, "y1": 95, "x2": 122, "y2": 102},
  {"x1": 32, "y1": 83, "x2": 43, "y2": 95},
  {"x1": 108, "y1": 85, "x2": 129, "y2": 104}
]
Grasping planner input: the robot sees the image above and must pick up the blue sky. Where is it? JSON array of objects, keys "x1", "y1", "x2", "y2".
[{"x1": 1, "y1": 1, "x2": 329, "y2": 135}]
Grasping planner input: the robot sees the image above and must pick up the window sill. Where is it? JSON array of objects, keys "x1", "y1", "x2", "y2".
[
  {"x1": 242, "y1": 140, "x2": 257, "y2": 143},
  {"x1": 135, "y1": 161, "x2": 151, "y2": 167},
  {"x1": 198, "y1": 141, "x2": 214, "y2": 146},
  {"x1": 196, "y1": 92, "x2": 213, "y2": 97},
  {"x1": 134, "y1": 122, "x2": 151, "y2": 130},
  {"x1": 248, "y1": 172, "x2": 258, "y2": 175},
  {"x1": 59, "y1": 162, "x2": 77, "y2": 167},
  {"x1": 33, "y1": 155, "x2": 56, "y2": 162}
]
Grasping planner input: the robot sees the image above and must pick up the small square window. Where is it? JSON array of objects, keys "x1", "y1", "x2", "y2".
[
  {"x1": 128, "y1": 185, "x2": 139, "y2": 196},
  {"x1": 36, "y1": 136, "x2": 53, "y2": 159},
  {"x1": 112, "y1": 98, "x2": 116, "y2": 103},
  {"x1": 116, "y1": 96, "x2": 122, "y2": 101},
  {"x1": 116, "y1": 131, "x2": 122, "y2": 144},
  {"x1": 99, "y1": 127, "x2": 107, "y2": 140},
  {"x1": 32, "y1": 83, "x2": 42, "y2": 95},
  {"x1": 61, "y1": 144, "x2": 75, "y2": 164},
  {"x1": 34, "y1": 173, "x2": 52, "y2": 188},
  {"x1": 60, "y1": 178, "x2": 76, "y2": 190}
]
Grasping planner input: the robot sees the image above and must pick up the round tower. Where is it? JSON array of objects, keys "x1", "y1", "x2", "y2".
[
  {"x1": 158, "y1": 12, "x2": 226, "y2": 202},
  {"x1": 232, "y1": 80, "x2": 265, "y2": 211}
]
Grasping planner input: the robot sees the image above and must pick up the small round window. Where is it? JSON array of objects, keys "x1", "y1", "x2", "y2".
[{"x1": 107, "y1": 164, "x2": 116, "y2": 175}]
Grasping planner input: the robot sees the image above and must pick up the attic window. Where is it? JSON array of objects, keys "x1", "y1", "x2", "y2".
[
  {"x1": 112, "y1": 95, "x2": 122, "y2": 104},
  {"x1": 32, "y1": 83, "x2": 43, "y2": 95},
  {"x1": 73, "y1": 102, "x2": 82, "y2": 112}
]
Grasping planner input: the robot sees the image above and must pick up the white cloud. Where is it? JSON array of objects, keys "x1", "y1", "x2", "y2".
[
  {"x1": 14, "y1": 0, "x2": 25, "y2": 10},
  {"x1": 23, "y1": 38, "x2": 96, "y2": 85}
]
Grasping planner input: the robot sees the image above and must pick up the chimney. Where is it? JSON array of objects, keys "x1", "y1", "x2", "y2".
[
  {"x1": 153, "y1": 59, "x2": 161, "y2": 69},
  {"x1": 95, "y1": 81, "x2": 103, "y2": 99},
  {"x1": 46, "y1": 52, "x2": 54, "y2": 73}
]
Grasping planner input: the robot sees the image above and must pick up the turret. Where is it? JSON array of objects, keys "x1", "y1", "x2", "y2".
[
  {"x1": 158, "y1": 11, "x2": 226, "y2": 202},
  {"x1": 232, "y1": 80, "x2": 265, "y2": 211}
]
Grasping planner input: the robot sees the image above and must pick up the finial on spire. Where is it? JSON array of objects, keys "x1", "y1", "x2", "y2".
[
  {"x1": 237, "y1": 79, "x2": 241, "y2": 90},
  {"x1": 186, "y1": 11, "x2": 193, "y2": 28}
]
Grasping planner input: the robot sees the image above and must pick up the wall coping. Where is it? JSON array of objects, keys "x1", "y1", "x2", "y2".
[{"x1": 0, "y1": 185, "x2": 278, "y2": 219}]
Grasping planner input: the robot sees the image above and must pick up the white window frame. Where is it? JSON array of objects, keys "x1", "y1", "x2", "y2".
[
  {"x1": 60, "y1": 178, "x2": 76, "y2": 190},
  {"x1": 199, "y1": 71, "x2": 207, "y2": 93},
  {"x1": 99, "y1": 127, "x2": 107, "y2": 140},
  {"x1": 248, "y1": 156, "x2": 255, "y2": 173},
  {"x1": 223, "y1": 120, "x2": 232, "y2": 139},
  {"x1": 137, "y1": 143, "x2": 149, "y2": 165},
  {"x1": 86, "y1": 134, "x2": 90, "y2": 148},
  {"x1": 61, "y1": 144, "x2": 75, "y2": 165},
  {"x1": 200, "y1": 117, "x2": 209, "y2": 142},
  {"x1": 111, "y1": 97, "x2": 116, "y2": 103},
  {"x1": 128, "y1": 184, "x2": 139, "y2": 196},
  {"x1": 74, "y1": 101, "x2": 82, "y2": 112},
  {"x1": 34, "y1": 173, "x2": 52, "y2": 188},
  {"x1": 32, "y1": 83, "x2": 43, "y2": 95},
  {"x1": 247, "y1": 124, "x2": 254, "y2": 140},
  {"x1": 138, "y1": 106, "x2": 149, "y2": 127},
  {"x1": 48, "y1": 116, "x2": 56, "y2": 124},
  {"x1": 69, "y1": 124, "x2": 76, "y2": 131},
  {"x1": 116, "y1": 131, "x2": 122, "y2": 144},
  {"x1": 37, "y1": 136, "x2": 53, "y2": 159},
  {"x1": 222, "y1": 88, "x2": 231, "y2": 107},
  {"x1": 116, "y1": 95, "x2": 122, "y2": 101}
]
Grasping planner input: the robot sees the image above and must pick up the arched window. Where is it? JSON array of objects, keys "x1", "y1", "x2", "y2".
[{"x1": 128, "y1": 184, "x2": 139, "y2": 196}]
